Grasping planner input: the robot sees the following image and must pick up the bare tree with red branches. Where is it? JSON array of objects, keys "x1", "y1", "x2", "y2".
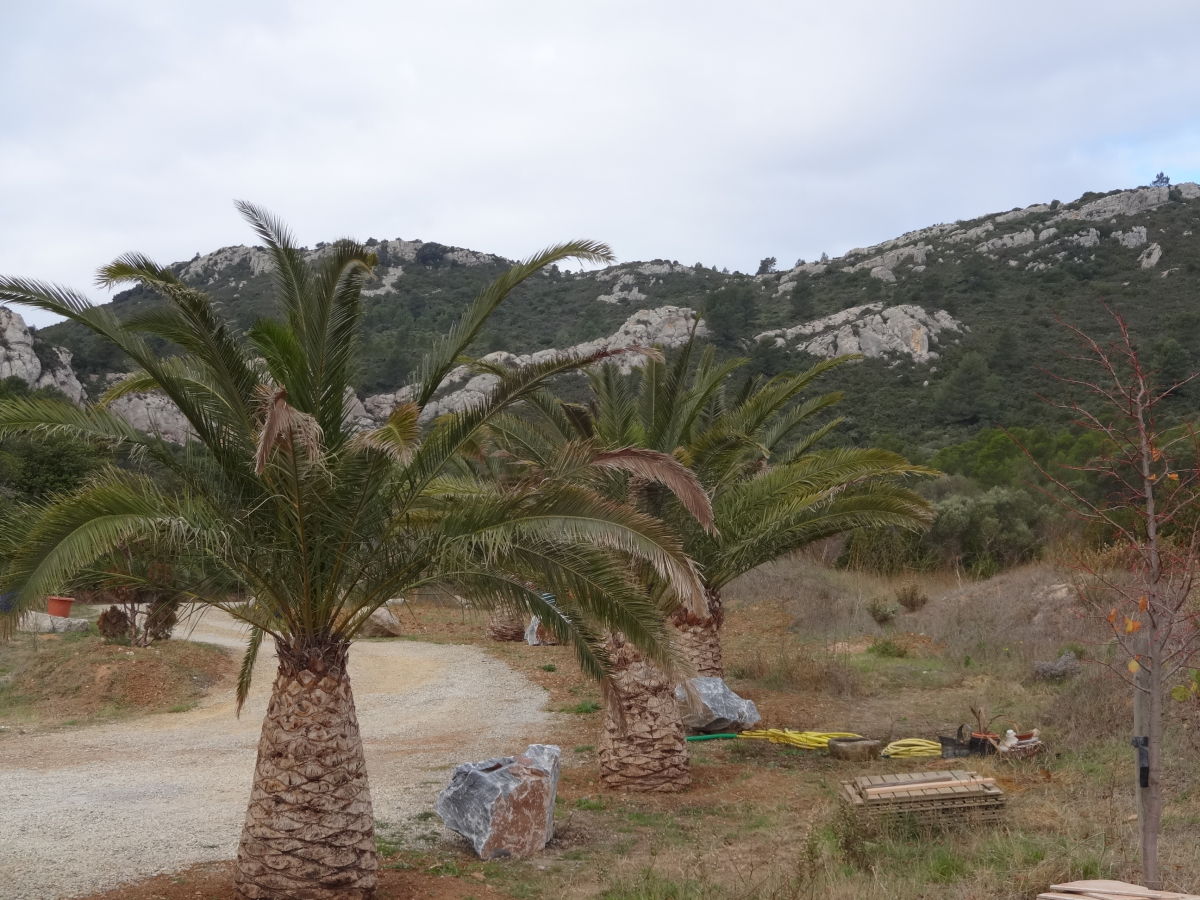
[{"x1": 1022, "y1": 308, "x2": 1200, "y2": 888}]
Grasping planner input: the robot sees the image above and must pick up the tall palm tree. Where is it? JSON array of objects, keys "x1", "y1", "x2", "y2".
[
  {"x1": 0, "y1": 206, "x2": 708, "y2": 898},
  {"x1": 491, "y1": 338, "x2": 933, "y2": 790}
]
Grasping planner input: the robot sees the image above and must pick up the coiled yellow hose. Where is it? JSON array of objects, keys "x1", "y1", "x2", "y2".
[{"x1": 737, "y1": 729, "x2": 862, "y2": 749}]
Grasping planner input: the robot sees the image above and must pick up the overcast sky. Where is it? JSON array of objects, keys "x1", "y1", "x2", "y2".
[{"x1": 3, "y1": 1, "x2": 1200, "y2": 328}]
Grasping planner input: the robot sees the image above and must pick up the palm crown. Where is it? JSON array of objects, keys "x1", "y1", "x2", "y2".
[{"x1": 0, "y1": 207, "x2": 720, "y2": 897}]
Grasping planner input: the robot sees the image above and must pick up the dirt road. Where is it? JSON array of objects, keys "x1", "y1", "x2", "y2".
[{"x1": 0, "y1": 611, "x2": 553, "y2": 899}]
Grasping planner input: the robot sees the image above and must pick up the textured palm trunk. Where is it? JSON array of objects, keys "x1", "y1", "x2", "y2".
[
  {"x1": 598, "y1": 632, "x2": 690, "y2": 792},
  {"x1": 669, "y1": 587, "x2": 724, "y2": 678},
  {"x1": 235, "y1": 642, "x2": 377, "y2": 899},
  {"x1": 487, "y1": 608, "x2": 526, "y2": 642}
]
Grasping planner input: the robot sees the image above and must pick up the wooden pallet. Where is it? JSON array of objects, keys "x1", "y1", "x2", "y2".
[
  {"x1": 841, "y1": 769, "x2": 1006, "y2": 826},
  {"x1": 1038, "y1": 879, "x2": 1200, "y2": 900}
]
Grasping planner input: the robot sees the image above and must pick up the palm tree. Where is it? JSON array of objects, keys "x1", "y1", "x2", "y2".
[
  {"x1": 492, "y1": 339, "x2": 933, "y2": 790},
  {"x1": 0, "y1": 206, "x2": 709, "y2": 898}
]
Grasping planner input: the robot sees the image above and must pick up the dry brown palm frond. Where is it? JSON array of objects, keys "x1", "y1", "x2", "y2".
[{"x1": 254, "y1": 384, "x2": 323, "y2": 474}]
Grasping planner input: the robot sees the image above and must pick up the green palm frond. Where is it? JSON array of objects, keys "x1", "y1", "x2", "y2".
[{"x1": 1, "y1": 210, "x2": 693, "y2": 705}]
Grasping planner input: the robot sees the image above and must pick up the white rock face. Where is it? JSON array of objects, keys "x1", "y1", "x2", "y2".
[
  {"x1": 0, "y1": 306, "x2": 87, "y2": 403},
  {"x1": 1112, "y1": 225, "x2": 1148, "y2": 249},
  {"x1": 104, "y1": 375, "x2": 196, "y2": 444},
  {"x1": 362, "y1": 266, "x2": 404, "y2": 296},
  {"x1": 992, "y1": 204, "x2": 1051, "y2": 224},
  {"x1": 977, "y1": 229, "x2": 1035, "y2": 253},
  {"x1": 365, "y1": 306, "x2": 706, "y2": 421},
  {"x1": 1037, "y1": 227, "x2": 1058, "y2": 242},
  {"x1": 869, "y1": 266, "x2": 897, "y2": 283},
  {"x1": 1178, "y1": 182, "x2": 1200, "y2": 199},
  {"x1": 1139, "y1": 243, "x2": 1163, "y2": 269},
  {"x1": 1054, "y1": 186, "x2": 1169, "y2": 222},
  {"x1": 1067, "y1": 228, "x2": 1101, "y2": 248},
  {"x1": 755, "y1": 303, "x2": 963, "y2": 363},
  {"x1": 596, "y1": 273, "x2": 648, "y2": 304},
  {"x1": 947, "y1": 222, "x2": 995, "y2": 244}
]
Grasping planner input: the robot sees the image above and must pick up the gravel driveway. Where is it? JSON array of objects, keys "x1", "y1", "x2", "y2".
[{"x1": 0, "y1": 611, "x2": 553, "y2": 899}]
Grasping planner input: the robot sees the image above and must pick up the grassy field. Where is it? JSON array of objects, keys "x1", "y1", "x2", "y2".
[{"x1": 365, "y1": 556, "x2": 1200, "y2": 899}]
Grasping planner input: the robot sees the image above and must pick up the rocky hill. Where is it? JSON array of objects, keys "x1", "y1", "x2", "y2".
[{"x1": 14, "y1": 181, "x2": 1200, "y2": 450}]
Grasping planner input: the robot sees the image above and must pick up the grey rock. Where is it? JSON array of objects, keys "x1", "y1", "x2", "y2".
[
  {"x1": 19, "y1": 611, "x2": 91, "y2": 634},
  {"x1": 1139, "y1": 243, "x2": 1163, "y2": 269},
  {"x1": 436, "y1": 744, "x2": 561, "y2": 859},
  {"x1": 1033, "y1": 651, "x2": 1082, "y2": 681},
  {"x1": 977, "y1": 229, "x2": 1035, "y2": 253},
  {"x1": 756, "y1": 303, "x2": 964, "y2": 364},
  {"x1": 0, "y1": 306, "x2": 86, "y2": 403},
  {"x1": 675, "y1": 676, "x2": 761, "y2": 733},
  {"x1": 358, "y1": 604, "x2": 406, "y2": 638},
  {"x1": 371, "y1": 306, "x2": 706, "y2": 421},
  {"x1": 1112, "y1": 225, "x2": 1148, "y2": 248},
  {"x1": 1054, "y1": 186, "x2": 1169, "y2": 222}
]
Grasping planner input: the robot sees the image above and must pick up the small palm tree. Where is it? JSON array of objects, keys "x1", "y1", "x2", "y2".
[
  {"x1": 493, "y1": 339, "x2": 933, "y2": 790},
  {"x1": 0, "y1": 206, "x2": 707, "y2": 898}
]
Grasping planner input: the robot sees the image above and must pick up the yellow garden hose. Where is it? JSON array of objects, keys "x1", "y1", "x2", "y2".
[
  {"x1": 881, "y1": 738, "x2": 942, "y2": 758},
  {"x1": 737, "y1": 729, "x2": 862, "y2": 750}
]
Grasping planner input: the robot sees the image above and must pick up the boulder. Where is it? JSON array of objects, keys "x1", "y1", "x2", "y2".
[
  {"x1": 358, "y1": 603, "x2": 405, "y2": 638},
  {"x1": 18, "y1": 611, "x2": 92, "y2": 634},
  {"x1": 436, "y1": 744, "x2": 561, "y2": 859},
  {"x1": 1033, "y1": 651, "x2": 1082, "y2": 681},
  {"x1": 675, "y1": 676, "x2": 761, "y2": 733}
]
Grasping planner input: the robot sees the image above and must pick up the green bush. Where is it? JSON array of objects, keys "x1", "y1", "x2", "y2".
[
  {"x1": 867, "y1": 597, "x2": 900, "y2": 626},
  {"x1": 867, "y1": 637, "x2": 909, "y2": 658}
]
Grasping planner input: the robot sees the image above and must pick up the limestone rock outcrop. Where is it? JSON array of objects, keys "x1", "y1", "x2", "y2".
[
  {"x1": 366, "y1": 306, "x2": 706, "y2": 421},
  {"x1": 756, "y1": 303, "x2": 963, "y2": 363},
  {"x1": 1139, "y1": 243, "x2": 1163, "y2": 268},
  {"x1": 0, "y1": 306, "x2": 86, "y2": 403},
  {"x1": 104, "y1": 375, "x2": 196, "y2": 445}
]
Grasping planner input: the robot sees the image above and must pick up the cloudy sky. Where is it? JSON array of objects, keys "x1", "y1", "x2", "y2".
[{"x1": 3, "y1": 0, "x2": 1200, "y2": 327}]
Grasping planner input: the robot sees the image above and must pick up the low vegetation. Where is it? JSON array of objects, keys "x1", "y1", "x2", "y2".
[
  {"x1": 0, "y1": 627, "x2": 230, "y2": 731},
  {"x1": 345, "y1": 557, "x2": 1199, "y2": 899}
]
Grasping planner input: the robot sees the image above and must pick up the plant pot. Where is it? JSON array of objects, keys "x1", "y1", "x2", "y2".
[
  {"x1": 968, "y1": 731, "x2": 999, "y2": 755},
  {"x1": 46, "y1": 596, "x2": 74, "y2": 618}
]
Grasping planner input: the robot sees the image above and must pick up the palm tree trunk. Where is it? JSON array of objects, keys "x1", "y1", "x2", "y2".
[
  {"x1": 235, "y1": 642, "x2": 377, "y2": 899},
  {"x1": 598, "y1": 633, "x2": 690, "y2": 792},
  {"x1": 669, "y1": 587, "x2": 724, "y2": 678},
  {"x1": 487, "y1": 608, "x2": 526, "y2": 642}
]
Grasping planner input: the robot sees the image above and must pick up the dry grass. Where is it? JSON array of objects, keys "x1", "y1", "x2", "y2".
[
  {"x1": 0, "y1": 629, "x2": 232, "y2": 731},
  {"x1": 74, "y1": 557, "x2": 1200, "y2": 899}
]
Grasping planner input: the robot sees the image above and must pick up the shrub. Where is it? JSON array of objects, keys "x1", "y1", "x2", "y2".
[
  {"x1": 97, "y1": 605, "x2": 130, "y2": 642},
  {"x1": 867, "y1": 637, "x2": 909, "y2": 658},
  {"x1": 867, "y1": 597, "x2": 900, "y2": 626},
  {"x1": 895, "y1": 583, "x2": 928, "y2": 612}
]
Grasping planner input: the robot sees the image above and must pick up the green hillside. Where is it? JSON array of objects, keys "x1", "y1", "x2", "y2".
[{"x1": 40, "y1": 184, "x2": 1200, "y2": 452}]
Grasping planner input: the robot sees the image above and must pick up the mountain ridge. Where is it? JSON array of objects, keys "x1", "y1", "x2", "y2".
[{"x1": 9, "y1": 179, "x2": 1200, "y2": 449}]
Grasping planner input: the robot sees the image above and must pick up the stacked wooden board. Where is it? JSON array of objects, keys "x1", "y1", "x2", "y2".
[
  {"x1": 1038, "y1": 881, "x2": 1200, "y2": 900},
  {"x1": 841, "y1": 769, "x2": 1006, "y2": 826}
]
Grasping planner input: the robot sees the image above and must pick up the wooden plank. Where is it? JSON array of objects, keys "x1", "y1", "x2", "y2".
[
  {"x1": 1050, "y1": 881, "x2": 1199, "y2": 900},
  {"x1": 863, "y1": 777, "x2": 996, "y2": 797}
]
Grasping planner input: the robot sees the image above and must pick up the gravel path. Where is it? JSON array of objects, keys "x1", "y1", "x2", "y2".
[{"x1": 0, "y1": 611, "x2": 554, "y2": 899}]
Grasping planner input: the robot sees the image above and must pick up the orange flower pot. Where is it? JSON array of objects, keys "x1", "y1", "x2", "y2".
[{"x1": 46, "y1": 595, "x2": 74, "y2": 617}]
